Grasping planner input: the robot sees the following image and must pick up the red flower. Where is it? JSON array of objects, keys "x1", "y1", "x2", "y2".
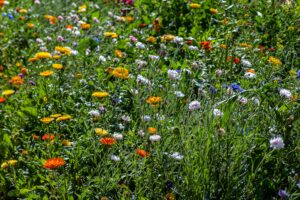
[
  {"x1": 200, "y1": 41, "x2": 212, "y2": 51},
  {"x1": 43, "y1": 158, "x2": 65, "y2": 169},
  {"x1": 233, "y1": 57, "x2": 240, "y2": 64},
  {"x1": 186, "y1": 40, "x2": 193, "y2": 45},
  {"x1": 42, "y1": 134, "x2": 55, "y2": 141},
  {"x1": 0, "y1": 97, "x2": 6, "y2": 103},
  {"x1": 100, "y1": 137, "x2": 116, "y2": 146},
  {"x1": 136, "y1": 149, "x2": 150, "y2": 158}
]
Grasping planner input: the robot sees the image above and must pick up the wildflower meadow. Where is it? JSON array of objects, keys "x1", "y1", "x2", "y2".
[{"x1": 0, "y1": 0, "x2": 300, "y2": 199}]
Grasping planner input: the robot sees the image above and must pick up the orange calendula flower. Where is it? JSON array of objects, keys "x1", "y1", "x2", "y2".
[
  {"x1": 43, "y1": 158, "x2": 65, "y2": 169},
  {"x1": 100, "y1": 137, "x2": 116, "y2": 146},
  {"x1": 246, "y1": 69, "x2": 256, "y2": 74},
  {"x1": 52, "y1": 63, "x2": 63, "y2": 70},
  {"x1": 0, "y1": 97, "x2": 6, "y2": 103},
  {"x1": 112, "y1": 67, "x2": 129, "y2": 79},
  {"x1": 95, "y1": 128, "x2": 108, "y2": 135},
  {"x1": 136, "y1": 149, "x2": 150, "y2": 158},
  {"x1": 81, "y1": 23, "x2": 91, "y2": 30},
  {"x1": 148, "y1": 127, "x2": 157, "y2": 134},
  {"x1": 200, "y1": 41, "x2": 212, "y2": 51},
  {"x1": 1, "y1": 160, "x2": 18, "y2": 169},
  {"x1": 269, "y1": 56, "x2": 282, "y2": 65},
  {"x1": 92, "y1": 92, "x2": 109, "y2": 98},
  {"x1": 40, "y1": 117, "x2": 54, "y2": 124},
  {"x1": 9, "y1": 76, "x2": 24, "y2": 85},
  {"x1": 114, "y1": 49, "x2": 123, "y2": 58},
  {"x1": 42, "y1": 133, "x2": 55, "y2": 141},
  {"x1": 56, "y1": 115, "x2": 72, "y2": 122},
  {"x1": 21, "y1": 68, "x2": 28, "y2": 75},
  {"x1": 146, "y1": 96, "x2": 162, "y2": 106},
  {"x1": 27, "y1": 23, "x2": 35, "y2": 28},
  {"x1": 40, "y1": 70, "x2": 54, "y2": 77},
  {"x1": 34, "y1": 52, "x2": 52, "y2": 59},
  {"x1": 190, "y1": 3, "x2": 201, "y2": 9}
]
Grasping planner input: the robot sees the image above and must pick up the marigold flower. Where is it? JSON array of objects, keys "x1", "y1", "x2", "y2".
[
  {"x1": 43, "y1": 158, "x2": 65, "y2": 169},
  {"x1": 148, "y1": 127, "x2": 157, "y2": 134},
  {"x1": 165, "y1": 192, "x2": 175, "y2": 200},
  {"x1": 0, "y1": 97, "x2": 6, "y2": 103},
  {"x1": 9, "y1": 76, "x2": 24, "y2": 85},
  {"x1": 161, "y1": 34, "x2": 175, "y2": 42},
  {"x1": 21, "y1": 68, "x2": 28, "y2": 75},
  {"x1": 136, "y1": 149, "x2": 150, "y2": 157},
  {"x1": 114, "y1": 49, "x2": 123, "y2": 58},
  {"x1": 2, "y1": 90, "x2": 15, "y2": 96},
  {"x1": 56, "y1": 115, "x2": 72, "y2": 122},
  {"x1": 200, "y1": 41, "x2": 212, "y2": 51},
  {"x1": 112, "y1": 67, "x2": 129, "y2": 79},
  {"x1": 269, "y1": 56, "x2": 282, "y2": 65},
  {"x1": 16, "y1": 62, "x2": 22, "y2": 68},
  {"x1": 81, "y1": 23, "x2": 91, "y2": 30},
  {"x1": 28, "y1": 57, "x2": 39, "y2": 62},
  {"x1": 190, "y1": 3, "x2": 201, "y2": 9},
  {"x1": 100, "y1": 137, "x2": 116, "y2": 146},
  {"x1": 62, "y1": 140, "x2": 72, "y2": 146},
  {"x1": 92, "y1": 91, "x2": 109, "y2": 98},
  {"x1": 50, "y1": 114, "x2": 62, "y2": 118},
  {"x1": 55, "y1": 46, "x2": 71, "y2": 55},
  {"x1": 210, "y1": 8, "x2": 218, "y2": 14},
  {"x1": 32, "y1": 134, "x2": 39, "y2": 140},
  {"x1": 27, "y1": 23, "x2": 35, "y2": 29},
  {"x1": 1, "y1": 160, "x2": 18, "y2": 169},
  {"x1": 146, "y1": 36, "x2": 157, "y2": 43},
  {"x1": 52, "y1": 63, "x2": 63, "y2": 70},
  {"x1": 146, "y1": 96, "x2": 162, "y2": 106},
  {"x1": 104, "y1": 32, "x2": 118, "y2": 38},
  {"x1": 220, "y1": 44, "x2": 227, "y2": 49},
  {"x1": 95, "y1": 128, "x2": 108, "y2": 135},
  {"x1": 40, "y1": 70, "x2": 54, "y2": 77},
  {"x1": 40, "y1": 117, "x2": 54, "y2": 124},
  {"x1": 34, "y1": 52, "x2": 52, "y2": 59},
  {"x1": 42, "y1": 133, "x2": 55, "y2": 141},
  {"x1": 53, "y1": 55, "x2": 61, "y2": 59}
]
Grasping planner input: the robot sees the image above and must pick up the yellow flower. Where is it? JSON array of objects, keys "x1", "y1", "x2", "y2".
[
  {"x1": 57, "y1": 115, "x2": 72, "y2": 122},
  {"x1": 53, "y1": 55, "x2": 61, "y2": 59},
  {"x1": 190, "y1": 3, "x2": 201, "y2": 9},
  {"x1": 16, "y1": 62, "x2": 23, "y2": 68},
  {"x1": 50, "y1": 114, "x2": 62, "y2": 118},
  {"x1": 146, "y1": 36, "x2": 157, "y2": 43},
  {"x1": 161, "y1": 34, "x2": 175, "y2": 42},
  {"x1": 210, "y1": 8, "x2": 218, "y2": 14},
  {"x1": 81, "y1": 23, "x2": 91, "y2": 30},
  {"x1": 54, "y1": 46, "x2": 71, "y2": 55},
  {"x1": 92, "y1": 92, "x2": 109, "y2": 98},
  {"x1": 220, "y1": 44, "x2": 227, "y2": 49},
  {"x1": 148, "y1": 127, "x2": 157, "y2": 134},
  {"x1": 28, "y1": 57, "x2": 39, "y2": 62},
  {"x1": 112, "y1": 67, "x2": 129, "y2": 79},
  {"x1": 27, "y1": 23, "x2": 35, "y2": 29},
  {"x1": 95, "y1": 128, "x2": 108, "y2": 135},
  {"x1": 78, "y1": 4, "x2": 87, "y2": 12},
  {"x1": 2, "y1": 90, "x2": 15, "y2": 96},
  {"x1": 52, "y1": 63, "x2": 63, "y2": 70},
  {"x1": 40, "y1": 117, "x2": 54, "y2": 124},
  {"x1": 34, "y1": 52, "x2": 52, "y2": 59},
  {"x1": 19, "y1": 9, "x2": 28, "y2": 13},
  {"x1": 269, "y1": 56, "x2": 282, "y2": 65},
  {"x1": 104, "y1": 32, "x2": 118, "y2": 38},
  {"x1": 1, "y1": 160, "x2": 18, "y2": 169},
  {"x1": 62, "y1": 140, "x2": 72, "y2": 146},
  {"x1": 40, "y1": 70, "x2": 54, "y2": 77},
  {"x1": 239, "y1": 43, "x2": 252, "y2": 49},
  {"x1": 146, "y1": 96, "x2": 162, "y2": 106}
]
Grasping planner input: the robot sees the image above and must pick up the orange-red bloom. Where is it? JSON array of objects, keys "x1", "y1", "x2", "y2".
[
  {"x1": 100, "y1": 137, "x2": 116, "y2": 146},
  {"x1": 0, "y1": 97, "x2": 6, "y2": 103},
  {"x1": 136, "y1": 149, "x2": 150, "y2": 158},
  {"x1": 43, "y1": 158, "x2": 65, "y2": 169},
  {"x1": 42, "y1": 133, "x2": 55, "y2": 141},
  {"x1": 200, "y1": 41, "x2": 212, "y2": 51},
  {"x1": 9, "y1": 76, "x2": 24, "y2": 85}
]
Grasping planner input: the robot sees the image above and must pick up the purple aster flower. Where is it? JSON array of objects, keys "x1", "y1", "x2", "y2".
[
  {"x1": 29, "y1": 80, "x2": 36, "y2": 86},
  {"x1": 278, "y1": 189, "x2": 287, "y2": 199},
  {"x1": 231, "y1": 83, "x2": 244, "y2": 92}
]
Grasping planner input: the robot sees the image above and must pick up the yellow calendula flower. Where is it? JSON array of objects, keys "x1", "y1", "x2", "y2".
[
  {"x1": 52, "y1": 55, "x2": 61, "y2": 60},
  {"x1": 95, "y1": 128, "x2": 108, "y2": 135},
  {"x1": 146, "y1": 96, "x2": 162, "y2": 106},
  {"x1": 190, "y1": 3, "x2": 201, "y2": 9},
  {"x1": 62, "y1": 140, "x2": 72, "y2": 146},
  {"x1": 28, "y1": 57, "x2": 38, "y2": 62},
  {"x1": 50, "y1": 114, "x2": 62, "y2": 118},
  {"x1": 2, "y1": 90, "x2": 15, "y2": 96},
  {"x1": 34, "y1": 52, "x2": 52, "y2": 59},
  {"x1": 52, "y1": 63, "x2": 63, "y2": 70},
  {"x1": 78, "y1": 4, "x2": 87, "y2": 12},
  {"x1": 57, "y1": 115, "x2": 72, "y2": 122},
  {"x1": 27, "y1": 23, "x2": 35, "y2": 28},
  {"x1": 148, "y1": 127, "x2": 157, "y2": 134},
  {"x1": 81, "y1": 23, "x2": 91, "y2": 30},
  {"x1": 112, "y1": 67, "x2": 129, "y2": 79},
  {"x1": 92, "y1": 92, "x2": 109, "y2": 98},
  {"x1": 40, "y1": 117, "x2": 54, "y2": 124},
  {"x1": 220, "y1": 44, "x2": 227, "y2": 49},
  {"x1": 146, "y1": 36, "x2": 157, "y2": 43},
  {"x1": 269, "y1": 56, "x2": 282, "y2": 65},
  {"x1": 161, "y1": 34, "x2": 175, "y2": 42},
  {"x1": 104, "y1": 32, "x2": 118, "y2": 38},
  {"x1": 16, "y1": 62, "x2": 23, "y2": 68},
  {"x1": 19, "y1": 9, "x2": 28, "y2": 13},
  {"x1": 1, "y1": 160, "x2": 18, "y2": 169},
  {"x1": 54, "y1": 46, "x2": 71, "y2": 55},
  {"x1": 210, "y1": 8, "x2": 218, "y2": 14},
  {"x1": 40, "y1": 70, "x2": 54, "y2": 77}
]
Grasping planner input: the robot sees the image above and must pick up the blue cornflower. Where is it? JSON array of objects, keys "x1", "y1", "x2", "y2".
[
  {"x1": 297, "y1": 69, "x2": 300, "y2": 77},
  {"x1": 8, "y1": 14, "x2": 13, "y2": 20},
  {"x1": 210, "y1": 86, "x2": 217, "y2": 94},
  {"x1": 231, "y1": 83, "x2": 244, "y2": 92},
  {"x1": 94, "y1": 37, "x2": 100, "y2": 42}
]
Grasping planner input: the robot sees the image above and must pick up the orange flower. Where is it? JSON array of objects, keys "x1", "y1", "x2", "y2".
[
  {"x1": 81, "y1": 23, "x2": 91, "y2": 30},
  {"x1": 66, "y1": 24, "x2": 73, "y2": 30},
  {"x1": 136, "y1": 149, "x2": 150, "y2": 158},
  {"x1": 114, "y1": 50, "x2": 123, "y2": 58},
  {"x1": 21, "y1": 68, "x2": 28, "y2": 75},
  {"x1": 0, "y1": 65, "x2": 3, "y2": 72},
  {"x1": 43, "y1": 158, "x2": 65, "y2": 169},
  {"x1": 200, "y1": 41, "x2": 212, "y2": 51},
  {"x1": 246, "y1": 69, "x2": 256, "y2": 74},
  {"x1": 40, "y1": 70, "x2": 54, "y2": 77},
  {"x1": 0, "y1": 97, "x2": 6, "y2": 103},
  {"x1": 210, "y1": 8, "x2": 218, "y2": 14},
  {"x1": 0, "y1": 0, "x2": 5, "y2": 7},
  {"x1": 100, "y1": 137, "x2": 116, "y2": 146},
  {"x1": 112, "y1": 67, "x2": 129, "y2": 79},
  {"x1": 32, "y1": 134, "x2": 39, "y2": 140},
  {"x1": 42, "y1": 133, "x2": 55, "y2": 141},
  {"x1": 146, "y1": 96, "x2": 162, "y2": 106},
  {"x1": 148, "y1": 127, "x2": 157, "y2": 134},
  {"x1": 9, "y1": 76, "x2": 24, "y2": 85}
]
